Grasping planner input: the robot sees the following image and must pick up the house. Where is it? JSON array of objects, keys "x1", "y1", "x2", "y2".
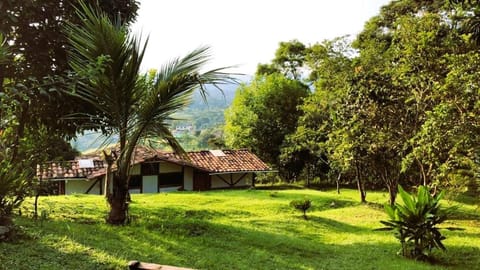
[{"x1": 36, "y1": 147, "x2": 271, "y2": 195}]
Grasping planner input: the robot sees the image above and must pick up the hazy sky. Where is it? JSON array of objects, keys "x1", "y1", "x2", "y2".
[{"x1": 131, "y1": 0, "x2": 391, "y2": 75}]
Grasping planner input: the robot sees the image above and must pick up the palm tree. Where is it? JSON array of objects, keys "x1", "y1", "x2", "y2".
[{"x1": 65, "y1": 2, "x2": 234, "y2": 224}]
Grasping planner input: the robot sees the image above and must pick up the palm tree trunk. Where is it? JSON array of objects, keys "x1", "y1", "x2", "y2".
[
  {"x1": 107, "y1": 174, "x2": 129, "y2": 225},
  {"x1": 103, "y1": 150, "x2": 114, "y2": 197}
]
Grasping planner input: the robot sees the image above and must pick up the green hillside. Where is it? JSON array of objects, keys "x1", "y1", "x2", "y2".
[{"x1": 71, "y1": 80, "x2": 244, "y2": 152}]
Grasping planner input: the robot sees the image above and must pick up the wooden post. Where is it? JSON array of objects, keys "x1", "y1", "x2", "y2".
[{"x1": 128, "y1": 261, "x2": 194, "y2": 270}]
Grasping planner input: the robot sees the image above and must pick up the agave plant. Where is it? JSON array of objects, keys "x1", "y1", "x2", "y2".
[{"x1": 379, "y1": 185, "x2": 450, "y2": 260}]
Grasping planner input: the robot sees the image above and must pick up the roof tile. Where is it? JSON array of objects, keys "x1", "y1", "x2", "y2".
[{"x1": 37, "y1": 147, "x2": 270, "y2": 180}]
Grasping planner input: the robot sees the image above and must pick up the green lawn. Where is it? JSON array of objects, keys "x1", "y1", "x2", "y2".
[{"x1": 1, "y1": 188, "x2": 479, "y2": 269}]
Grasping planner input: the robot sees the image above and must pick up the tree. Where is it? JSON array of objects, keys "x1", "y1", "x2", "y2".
[
  {"x1": 197, "y1": 126, "x2": 226, "y2": 149},
  {"x1": 224, "y1": 73, "x2": 309, "y2": 173},
  {"x1": 0, "y1": 0, "x2": 138, "y2": 83},
  {"x1": 449, "y1": 0, "x2": 480, "y2": 45},
  {"x1": 66, "y1": 3, "x2": 233, "y2": 225},
  {"x1": 0, "y1": 33, "x2": 78, "y2": 228},
  {"x1": 0, "y1": 139, "x2": 31, "y2": 228},
  {"x1": 403, "y1": 51, "x2": 480, "y2": 194},
  {"x1": 281, "y1": 37, "x2": 353, "y2": 186},
  {"x1": 0, "y1": 36, "x2": 31, "y2": 228},
  {"x1": 256, "y1": 40, "x2": 306, "y2": 80},
  {"x1": 0, "y1": 0, "x2": 139, "y2": 168}
]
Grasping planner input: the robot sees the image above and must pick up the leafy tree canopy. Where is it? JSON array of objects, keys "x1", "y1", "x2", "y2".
[{"x1": 224, "y1": 73, "x2": 309, "y2": 171}]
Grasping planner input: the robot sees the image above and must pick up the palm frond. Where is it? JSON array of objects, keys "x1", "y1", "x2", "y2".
[
  {"x1": 65, "y1": 1, "x2": 146, "y2": 134},
  {"x1": 126, "y1": 47, "x2": 236, "y2": 155}
]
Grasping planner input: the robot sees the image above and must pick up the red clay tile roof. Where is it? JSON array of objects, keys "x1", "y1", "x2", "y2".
[
  {"x1": 166, "y1": 149, "x2": 270, "y2": 173},
  {"x1": 36, "y1": 160, "x2": 105, "y2": 180},
  {"x1": 37, "y1": 147, "x2": 270, "y2": 180}
]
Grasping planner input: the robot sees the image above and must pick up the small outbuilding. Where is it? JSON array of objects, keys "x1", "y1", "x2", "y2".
[{"x1": 36, "y1": 147, "x2": 271, "y2": 195}]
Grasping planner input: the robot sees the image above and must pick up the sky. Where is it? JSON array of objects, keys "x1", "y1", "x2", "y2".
[{"x1": 131, "y1": 0, "x2": 392, "y2": 75}]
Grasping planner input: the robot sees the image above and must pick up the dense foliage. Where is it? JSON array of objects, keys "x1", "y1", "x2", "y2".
[
  {"x1": 0, "y1": 0, "x2": 139, "y2": 153},
  {"x1": 225, "y1": 0, "x2": 480, "y2": 203},
  {"x1": 224, "y1": 73, "x2": 309, "y2": 174},
  {"x1": 0, "y1": 1, "x2": 138, "y2": 228}
]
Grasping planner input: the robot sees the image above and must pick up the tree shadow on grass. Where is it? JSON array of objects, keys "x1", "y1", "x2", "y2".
[
  {"x1": 0, "y1": 234, "x2": 119, "y2": 269},
  {"x1": 5, "y1": 213, "x2": 480, "y2": 270},
  {"x1": 448, "y1": 208, "x2": 480, "y2": 221},
  {"x1": 307, "y1": 215, "x2": 372, "y2": 233},
  {"x1": 450, "y1": 193, "x2": 480, "y2": 206},
  {"x1": 255, "y1": 184, "x2": 304, "y2": 190}
]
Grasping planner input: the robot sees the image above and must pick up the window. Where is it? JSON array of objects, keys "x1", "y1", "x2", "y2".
[
  {"x1": 159, "y1": 172, "x2": 183, "y2": 186},
  {"x1": 129, "y1": 175, "x2": 142, "y2": 189}
]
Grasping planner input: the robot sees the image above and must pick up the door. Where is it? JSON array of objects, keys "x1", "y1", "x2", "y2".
[{"x1": 193, "y1": 171, "x2": 211, "y2": 191}]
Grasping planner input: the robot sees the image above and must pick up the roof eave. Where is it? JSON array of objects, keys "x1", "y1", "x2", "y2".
[{"x1": 208, "y1": 170, "x2": 275, "y2": 175}]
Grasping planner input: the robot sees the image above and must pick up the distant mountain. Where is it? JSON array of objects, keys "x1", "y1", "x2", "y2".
[
  {"x1": 71, "y1": 75, "x2": 250, "y2": 152},
  {"x1": 187, "y1": 81, "x2": 238, "y2": 110},
  {"x1": 187, "y1": 74, "x2": 251, "y2": 110}
]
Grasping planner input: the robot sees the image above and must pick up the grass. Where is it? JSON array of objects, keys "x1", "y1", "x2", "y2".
[{"x1": 1, "y1": 188, "x2": 479, "y2": 269}]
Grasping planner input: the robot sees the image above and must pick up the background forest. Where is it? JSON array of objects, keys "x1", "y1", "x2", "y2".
[
  {"x1": 224, "y1": 0, "x2": 480, "y2": 204},
  {"x1": 2, "y1": 0, "x2": 480, "y2": 213}
]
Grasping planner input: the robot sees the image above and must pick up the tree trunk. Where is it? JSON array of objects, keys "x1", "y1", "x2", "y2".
[
  {"x1": 355, "y1": 162, "x2": 366, "y2": 203},
  {"x1": 336, "y1": 173, "x2": 341, "y2": 194},
  {"x1": 107, "y1": 174, "x2": 129, "y2": 225},
  {"x1": 0, "y1": 69, "x2": 4, "y2": 93},
  {"x1": 387, "y1": 183, "x2": 397, "y2": 206},
  {"x1": 383, "y1": 167, "x2": 398, "y2": 206},
  {"x1": 34, "y1": 193, "x2": 40, "y2": 219},
  {"x1": 306, "y1": 165, "x2": 310, "y2": 188}
]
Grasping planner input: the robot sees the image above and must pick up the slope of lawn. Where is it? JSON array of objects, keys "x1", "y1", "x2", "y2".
[{"x1": 1, "y1": 188, "x2": 479, "y2": 269}]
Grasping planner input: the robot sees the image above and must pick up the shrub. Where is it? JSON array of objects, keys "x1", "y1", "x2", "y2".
[
  {"x1": 290, "y1": 198, "x2": 312, "y2": 220},
  {"x1": 378, "y1": 185, "x2": 450, "y2": 260},
  {"x1": 0, "y1": 159, "x2": 30, "y2": 227}
]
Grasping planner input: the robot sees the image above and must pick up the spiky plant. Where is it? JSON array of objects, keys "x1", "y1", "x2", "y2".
[{"x1": 379, "y1": 185, "x2": 450, "y2": 260}]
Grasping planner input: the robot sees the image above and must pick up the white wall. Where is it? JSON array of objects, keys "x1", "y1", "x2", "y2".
[
  {"x1": 142, "y1": 175, "x2": 158, "y2": 193},
  {"x1": 160, "y1": 162, "x2": 182, "y2": 173},
  {"x1": 65, "y1": 179, "x2": 101, "y2": 195},
  {"x1": 211, "y1": 173, "x2": 252, "y2": 189},
  {"x1": 184, "y1": 167, "x2": 193, "y2": 191}
]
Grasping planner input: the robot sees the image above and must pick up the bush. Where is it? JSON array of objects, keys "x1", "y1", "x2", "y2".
[
  {"x1": 378, "y1": 185, "x2": 450, "y2": 260},
  {"x1": 290, "y1": 198, "x2": 312, "y2": 220},
  {"x1": 0, "y1": 159, "x2": 30, "y2": 226}
]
